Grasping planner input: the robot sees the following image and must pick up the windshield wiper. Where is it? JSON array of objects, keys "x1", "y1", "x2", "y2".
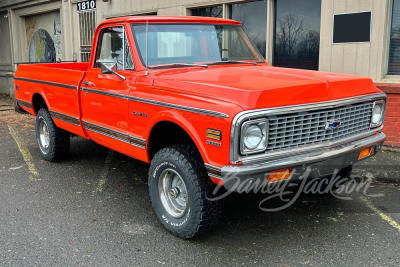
[
  {"x1": 207, "y1": 60, "x2": 258, "y2": 66},
  {"x1": 151, "y1": 63, "x2": 208, "y2": 69}
]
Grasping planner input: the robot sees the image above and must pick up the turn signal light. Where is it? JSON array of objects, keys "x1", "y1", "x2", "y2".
[
  {"x1": 359, "y1": 147, "x2": 373, "y2": 160},
  {"x1": 268, "y1": 168, "x2": 294, "y2": 183}
]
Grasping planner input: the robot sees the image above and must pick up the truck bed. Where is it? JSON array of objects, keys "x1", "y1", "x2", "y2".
[{"x1": 14, "y1": 62, "x2": 89, "y2": 137}]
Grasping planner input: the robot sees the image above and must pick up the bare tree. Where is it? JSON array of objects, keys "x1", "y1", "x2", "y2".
[
  {"x1": 276, "y1": 13, "x2": 307, "y2": 56},
  {"x1": 231, "y1": 5, "x2": 263, "y2": 55},
  {"x1": 232, "y1": 5, "x2": 261, "y2": 40},
  {"x1": 202, "y1": 6, "x2": 223, "y2": 18},
  {"x1": 298, "y1": 30, "x2": 320, "y2": 57}
]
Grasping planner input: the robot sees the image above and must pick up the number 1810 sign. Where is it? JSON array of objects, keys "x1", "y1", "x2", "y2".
[{"x1": 77, "y1": 0, "x2": 96, "y2": 12}]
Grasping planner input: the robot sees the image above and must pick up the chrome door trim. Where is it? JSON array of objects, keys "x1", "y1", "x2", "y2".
[
  {"x1": 50, "y1": 110, "x2": 81, "y2": 126},
  {"x1": 83, "y1": 120, "x2": 146, "y2": 149}
]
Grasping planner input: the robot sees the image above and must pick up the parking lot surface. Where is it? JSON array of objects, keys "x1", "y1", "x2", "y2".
[{"x1": 0, "y1": 96, "x2": 399, "y2": 267}]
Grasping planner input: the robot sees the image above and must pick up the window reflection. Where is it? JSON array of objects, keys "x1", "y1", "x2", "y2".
[
  {"x1": 230, "y1": 0, "x2": 267, "y2": 58},
  {"x1": 191, "y1": 6, "x2": 223, "y2": 18},
  {"x1": 389, "y1": 0, "x2": 400, "y2": 74},
  {"x1": 274, "y1": 0, "x2": 321, "y2": 70},
  {"x1": 132, "y1": 24, "x2": 262, "y2": 66}
]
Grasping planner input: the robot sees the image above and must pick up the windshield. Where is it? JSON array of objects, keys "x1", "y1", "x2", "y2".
[{"x1": 131, "y1": 24, "x2": 264, "y2": 67}]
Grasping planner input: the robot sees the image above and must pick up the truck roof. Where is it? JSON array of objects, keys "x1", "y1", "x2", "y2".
[{"x1": 99, "y1": 16, "x2": 241, "y2": 26}]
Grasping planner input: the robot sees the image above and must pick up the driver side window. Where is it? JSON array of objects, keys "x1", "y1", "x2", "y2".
[{"x1": 95, "y1": 27, "x2": 134, "y2": 70}]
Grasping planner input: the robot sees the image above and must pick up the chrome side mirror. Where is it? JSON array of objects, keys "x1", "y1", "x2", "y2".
[{"x1": 100, "y1": 62, "x2": 126, "y2": 80}]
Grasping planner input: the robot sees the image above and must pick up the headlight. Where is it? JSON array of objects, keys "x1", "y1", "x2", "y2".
[
  {"x1": 240, "y1": 119, "x2": 268, "y2": 155},
  {"x1": 370, "y1": 100, "x2": 385, "y2": 128}
]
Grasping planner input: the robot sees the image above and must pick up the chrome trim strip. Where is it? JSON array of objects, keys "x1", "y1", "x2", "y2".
[
  {"x1": 127, "y1": 95, "x2": 230, "y2": 118},
  {"x1": 83, "y1": 121, "x2": 130, "y2": 144},
  {"x1": 81, "y1": 87, "x2": 127, "y2": 100},
  {"x1": 16, "y1": 99, "x2": 32, "y2": 109},
  {"x1": 129, "y1": 136, "x2": 147, "y2": 147},
  {"x1": 230, "y1": 92, "x2": 387, "y2": 163},
  {"x1": 205, "y1": 163, "x2": 223, "y2": 180},
  {"x1": 80, "y1": 87, "x2": 229, "y2": 118},
  {"x1": 83, "y1": 120, "x2": 146, "y2": 149},
  {"x1": 14, "y1": 77, "x2": 77, "y2": 90},
  {"x1": 50, "y1": 111, "x2": 80, "y2": 126}
]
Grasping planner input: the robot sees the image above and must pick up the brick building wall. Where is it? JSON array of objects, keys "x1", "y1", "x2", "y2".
[{"x1": 375, "y1": 84, "x2": 400, "y2": 148}]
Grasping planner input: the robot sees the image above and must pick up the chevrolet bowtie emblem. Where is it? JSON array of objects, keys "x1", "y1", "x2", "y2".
[{"x1": 325, "y1": 120, "x2": 342, "y2": 130}]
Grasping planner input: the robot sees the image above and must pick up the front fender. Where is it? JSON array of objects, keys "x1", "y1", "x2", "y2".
[{"x1": 145, "y1": 109, "x2": 233, "y2": 166}]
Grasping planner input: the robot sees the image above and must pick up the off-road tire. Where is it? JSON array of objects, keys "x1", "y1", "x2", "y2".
[
  {"x1": 148, "y1": 144, "x2": 222, "y2": 239},
  {"x1": 35, "y1": 108, "x2": 70, "y2": 161}
]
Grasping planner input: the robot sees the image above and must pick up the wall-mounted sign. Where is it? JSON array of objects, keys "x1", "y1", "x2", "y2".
[
  {"x1": 77, "y1": 0, "x2": 96, "y2": 12},
  {"x1": 333, "y1": 11, "x2": 372, "y2": 44}
]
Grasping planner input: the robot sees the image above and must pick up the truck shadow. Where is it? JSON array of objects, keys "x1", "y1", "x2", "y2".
[{"x1": 61, "y1": 137, "x2": 373, "y2": 244}]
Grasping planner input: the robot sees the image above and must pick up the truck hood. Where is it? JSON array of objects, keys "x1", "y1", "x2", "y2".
[{"x1": 152, "y1": 65, "x2": 382, "y2": 110}]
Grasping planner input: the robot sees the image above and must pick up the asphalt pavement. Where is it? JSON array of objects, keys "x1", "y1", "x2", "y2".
[{"x1": 0, "y1": 95, "x2": 399, "y2": 267}]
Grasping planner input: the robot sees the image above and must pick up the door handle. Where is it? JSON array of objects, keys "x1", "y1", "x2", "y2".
[{"x1": 82, "y1": 81, "x2": 95, "y2": 86}]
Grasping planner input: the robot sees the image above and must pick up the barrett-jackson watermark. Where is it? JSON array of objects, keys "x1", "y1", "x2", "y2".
[{"x1": 208, "y1": 168, "x2": 383, "y2": 212}]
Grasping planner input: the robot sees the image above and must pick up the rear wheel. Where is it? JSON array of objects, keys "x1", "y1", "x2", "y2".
[
  {"x1": 148, "y1": 144, "x2": 222, "y2": 239},
  {"x1": 35, "y1": 108, "x2": 70, "y2": 161}
]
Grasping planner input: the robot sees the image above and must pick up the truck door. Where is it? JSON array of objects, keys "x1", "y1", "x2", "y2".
[{"x1": 81, "y1": 25, "x2": 136, "y2": 154}]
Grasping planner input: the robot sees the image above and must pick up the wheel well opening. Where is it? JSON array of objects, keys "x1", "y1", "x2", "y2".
[
  {"x1": 148, "y1": 121, "x2": 198, "y2": 160},
  {"x1": 32, "y1": 93, "x2": 48, "y2": 114}
]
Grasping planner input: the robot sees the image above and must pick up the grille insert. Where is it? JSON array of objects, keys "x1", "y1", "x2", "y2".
[{"x1": 267, "y1": 101, "x2": 373, "y2": 151}]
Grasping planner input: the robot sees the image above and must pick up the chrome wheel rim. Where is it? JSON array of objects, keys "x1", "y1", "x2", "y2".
[
  {"x1": 158, "y1": 168, "x2": 188, "y2": 218},
  {"x1": 39, "y1": 119, "x2": 50, "y2": 150}
]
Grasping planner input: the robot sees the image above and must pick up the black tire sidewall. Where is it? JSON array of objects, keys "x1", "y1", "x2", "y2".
[{"x1": 149, "y1": 151, "x2": 200, "y2": 235}]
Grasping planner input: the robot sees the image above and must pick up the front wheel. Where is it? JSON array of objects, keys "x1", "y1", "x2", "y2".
[
  {"x1": 148, "y1": 144, "x2": 222, "y2": 239},
  {"x1": 35, "y1": 108, "x2": 70, "y2": 161}
]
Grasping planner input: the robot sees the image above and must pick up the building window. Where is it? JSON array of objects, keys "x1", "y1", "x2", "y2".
[
  {"x1": 274, "y1": 0, "x2": 321, "y2": 70},
  {"x1": 79, "y1": 10, "x2": 96, "y2": 62},
  {"x1": 229, "y1": 0, "x2": 267, "y2": 58},
  {"x1": 389, "y1": 0, "x2": 400, "y2": 74},
  {"x1": 191, "y1": 6, "x2": 223, "y2": 18}
]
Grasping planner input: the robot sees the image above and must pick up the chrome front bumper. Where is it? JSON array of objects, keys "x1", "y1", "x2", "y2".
[{"x1": 220, "y1": 133, "x2": 386, "y2": 191}]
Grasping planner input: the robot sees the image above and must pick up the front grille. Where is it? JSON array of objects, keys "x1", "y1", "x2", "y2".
[{"x1": 267, "y1": 101, "x2": 373, "y2": 151}]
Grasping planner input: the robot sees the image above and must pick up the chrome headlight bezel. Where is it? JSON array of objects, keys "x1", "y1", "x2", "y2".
[
  {"x1": 370, "y1": 100, "x2": 386, "y2": 129},
  {"x1": 240, "y1": 118, "x2": 268, "y2": 155}
]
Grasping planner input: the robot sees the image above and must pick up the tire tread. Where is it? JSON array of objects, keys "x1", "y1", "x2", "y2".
[
  {"x1": 149, "y1": 144, "x2": 221, "y2": 239},
  {"x1": 36, "y1": 108, "x2": 70, "y2": 161}
]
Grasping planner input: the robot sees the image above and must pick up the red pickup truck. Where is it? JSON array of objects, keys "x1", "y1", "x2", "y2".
[{"x1": 14, "y1": 16, "x2": 386, "y2": 239}]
